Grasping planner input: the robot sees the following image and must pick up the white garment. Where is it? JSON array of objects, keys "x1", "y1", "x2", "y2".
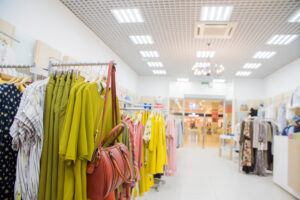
[
  {"x1": 277, "y1": 104, "x2": 287, "y2": 132},
  {"x1": 265, "y1": 105, "x2": 276, "y2": 120},
  {"x1": 10, "y1": 79, "x2": 48, "y2": 200},
  {"x1": 0, "y1": 43, "x2": 16, "y2": 65},
  {"x1": 291, "y1": 87, "x2": 300, "y2": 108}
]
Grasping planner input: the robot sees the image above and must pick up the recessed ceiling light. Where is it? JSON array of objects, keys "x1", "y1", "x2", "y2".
[
  {"x1": 192, "y1": 62, "x2": 211, "y2": 70},
  {"x1": 177, "y1": 78, "x2": 189, "y2": 82},
  {"x1": 253, "y1": 51, "x2": 276, "y2": 59},
  {"x1": 147, "y1": 62, "x2": 163, "y2": 67},
  {"x1": 129, "y1": 35, "x2": 153, "y2": 44},
  {"x1": 288, "y1": 8, "x2": 300, "y2": 23},
  {"x1": 243, "y1": 63, "x2": 262, "y2": 69},
  {"x1": 196, "y1": 51, "x2": 215, "y2": 58},
  {"x1": 140, "y1": 51, "x2": 159, "y2": 58},
  {"x1": 111, "y1": 8, "x2": 143, "y2": 23},
  {"x1": 267, "y1": 34, "x2": 298, "y2": 45},
  {"x1": 235, "y1": 71, "x2": 252, "y2": 77},
  {"x1": 152, "y1": 69, "x2": 166, "y2": 75},
  {"x1": 213, "y1": 79, "x2": 225, "y2": 83},
  {"x1": 201, "y1": 6, "x2": 233, "y2": 21}
]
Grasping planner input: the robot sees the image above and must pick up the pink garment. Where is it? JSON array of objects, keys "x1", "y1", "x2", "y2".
[
  {"x1": 166, "y1": 119, "x2": 177, "y2": 176},
  {"x1": 135, "y1": 122, "x2": 144, "y2": 171},
  {"x1": 123, "y1": 119, "x2": 144, "y2": 182}
]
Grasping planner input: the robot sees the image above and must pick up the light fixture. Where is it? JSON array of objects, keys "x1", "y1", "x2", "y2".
[
  {"x1": 129, "y1": 35, "x2": 153, "y2": 44},
  {"x1": 147, "y1": 62, "x2": 163, "y2": 67},
  {"x1": 213, "y1": 79, "x2": 225, "y2": 83},
  {"x1": 152, "y1": 69, "x2": 166, "y2": 75},
  {"x1": 288, "y1": 8, "x2": 300, "y2": 23},
  {"x1": 111, "y1": 8, "x2": 143, "y2": 23},
  {"x1": 140, "y1": 51, "x2": 159, "y2": 58},
  {"x1": 196, "y1": 51, "x2": 215, "y2": 58},
  {"x1": 192, "y1": 62, "x2": 211, "y2": 70},
  {"x1": 235, "y1": 71, "x2": 252, "y2": 77},
  {"x1": 194, "y1": 43, "x2": 224, "y2": 78},
  {"x1": 243, "y1": 63, "x2": 262, "y2": 69},
  {"x1": 267, "y1": 34, "x2": 298, "y2": 45},
  {"x1": 201, "y1": 6, "x2": 233, "y2": 21},
  {"x1": 253, "y1": 51, "x2": 276, "y2": 59},
  {"x1": 177, "y1": 78, "x2": 189, "y2": 82}
]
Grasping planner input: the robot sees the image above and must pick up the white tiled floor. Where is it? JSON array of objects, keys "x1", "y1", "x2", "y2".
[{"x1": 138, "y1": 147, "x2": 297, "y2": 200}]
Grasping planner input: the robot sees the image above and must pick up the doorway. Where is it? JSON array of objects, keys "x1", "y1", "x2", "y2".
[{"x1": 169, "y1": 97, "x2": 232, "y2": 148}]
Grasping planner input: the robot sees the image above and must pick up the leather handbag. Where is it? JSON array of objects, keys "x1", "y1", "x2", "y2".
[{"x1": 87, "y1": 61, "x2": 133, "y2": 200}]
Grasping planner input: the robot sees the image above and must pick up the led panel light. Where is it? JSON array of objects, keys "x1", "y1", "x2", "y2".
[
  {"x1": 243, "y1": 63, "x2": 262, "y2": 69},
  {"x1": 152, "y1": 69, "x2": 166, "y2": 75},
  {"x1": 129, "y1": 35, "x2": 153, "y2": 44},
  {"x1": 147, "y1": 62, "x2": 163, "y2": 68},
  {"x1": 177, "y1": 78, "x2": 189, "y2": 82},
  {"x1": 111, "y1": 8, "x2": 143, "y2": 23},
  {"x1": 196, "y1": 51, "x2": 215, "y2": 58},
  {"x1": 288, "y1": 8, "x2": 300, "y2": 22},
  {"x1": 213, "y1": 79, "x2": 225, "y2": 83},
  {"x1": 192, "y1": 62, "x2": 211, "y2": 70},
  {"x1": 201, "y1": 6, "x2": 233, "y2": 21},
  {"x1": 235, "y1": 71, "x2": 252, "y2": 77},
  {"x1": 140, "y1": 51, "x2": 159, "y2": 58},
  {"x1": 267, "y1": 34, "x2": 298, "y2": 45},
  {"x1": 253, "y1": 51, "x2": 276, "y2": 59}
]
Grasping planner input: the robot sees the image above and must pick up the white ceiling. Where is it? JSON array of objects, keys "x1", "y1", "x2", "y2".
[{"x1": 60, "y1": 0, "x2": 300, "y2": 81}]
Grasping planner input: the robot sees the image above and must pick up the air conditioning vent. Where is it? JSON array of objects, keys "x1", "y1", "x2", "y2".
[{"x1": 194, "y1": 22, "x2": 238, "y2": 39}]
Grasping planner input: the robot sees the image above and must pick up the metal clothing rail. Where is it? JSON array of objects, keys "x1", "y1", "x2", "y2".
[
  {"x1": 0, "y1": 63, "x2": 40, "y2": 81},
  {"x1": 0, "y1": 30, "x2": 20, "y2": 43},
  {"x1": 48, "y1": 61, "x2": 115, "y2": 68},
  {"x1": 0, "y1": 64, "x2": 33, "y2": 68}
]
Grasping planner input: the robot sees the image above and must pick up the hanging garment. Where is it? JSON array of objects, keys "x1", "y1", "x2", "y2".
[
  {"x1": 176, "y1": 120, "x2": 184, "y2": 148},
  {"x1": 0, "y1": 84, "x2": 22, "y2": 199},
  {"x1": 38, "y1": 74, "x2": 55, "y2": 200},
  {"x1": 166, "y1": 118, "x2": 177, "y2": 176},
  {"x1": 241, "y1": 122, "x2": 252, "y2": 170},
  {"x1": 291, "y1": 87, "x2": 300, "y2": 107},
  {"x1": 254, "y1": 122, "x2": 267, "y2": 176},
  {"x1": 10, "y1": 79, "x2": 48, "y2": 200},
  {"x1": 57, "y1": 73, "x2": 72, "y2": 200},
  {"x1": 252, "y1": 120, "x2": 267, "y2": 150},
  {"x1": 277, "y1": 104, "x2": 287, "y2": 133}
]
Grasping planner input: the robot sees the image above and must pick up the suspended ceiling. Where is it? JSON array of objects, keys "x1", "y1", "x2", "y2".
[{"x1": 60, "y1": 0, "x2": 300, "y2": 81}]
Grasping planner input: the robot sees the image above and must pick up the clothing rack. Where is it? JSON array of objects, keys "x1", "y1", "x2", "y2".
[{"x1": 0, "y1": 30, "x2": 20, "y2": 43}]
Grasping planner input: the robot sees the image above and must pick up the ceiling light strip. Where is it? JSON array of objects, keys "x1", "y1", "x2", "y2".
[{"x1": 111, "y1": 8, "x2": 143, "y2": 23}]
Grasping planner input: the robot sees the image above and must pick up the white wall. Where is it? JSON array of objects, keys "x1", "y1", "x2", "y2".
[
  {"x1": 137, "y1": 76, "x2": 233, "y2": 99},
  {"x1": 264, "y1": 58, "x2": 300, "y2": 98},
  {"x1": 137, "y1": 76, "x2": 170, "y2": 97},
  {"x1": 233, "y1": 79, "x2": 265, "y2": 100},
  {"x1": 169, "y1": 81, "x2": 228, "y2": 99},
  {"x1": 0, "y1": 0, "x2": 138, "y2": 93}
]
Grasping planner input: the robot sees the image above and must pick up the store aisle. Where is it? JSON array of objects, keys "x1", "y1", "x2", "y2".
[{"x1": 139, "y1": 147, "x2": 296, "y2": 200}]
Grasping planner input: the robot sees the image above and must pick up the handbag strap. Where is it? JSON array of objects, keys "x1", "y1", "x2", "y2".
[
  {"x1": 97, "y1": 61, "x2": 119, "y2": 148},
  {"x1": 102, "y1": 123, "x2": 124, "y2": 146},
  {"x1": 109, "y1": 147, "x2": 134, "y2": 184}
]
